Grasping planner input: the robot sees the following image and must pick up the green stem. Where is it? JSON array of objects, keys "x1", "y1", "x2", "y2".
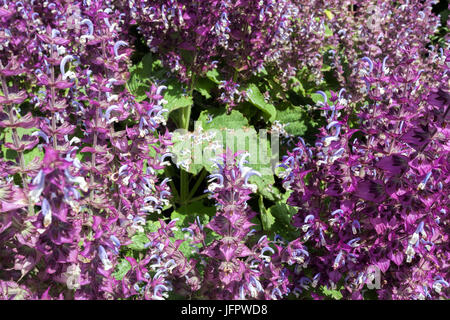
[
  {"x1": 179, "y1": 53, "x2": 198, "y2": 204},
  {"x1": 1, "y1": 74, "x2": 34, "y2": 216},
  {"x1": 164, "y1": 167, "x2": 180, "y2": 203},
  {"x1": 181, "y1": 72, "x2": 197, "y2": 130},
  {"x1": 187, "y1": 193, "x2": 209, "y2": 204},
  {"x1": 182, "y1": 102, "x2": 191, "y2": 131},
  {"x1": 169, "y1": 180, "x2": 180, "y2": 205},
  {"x1": 180, "y1": 170, "x2": 189, "y2": 205},
  {"x1": 187, "y1": 168, "x2": 208, "y2": 200}
]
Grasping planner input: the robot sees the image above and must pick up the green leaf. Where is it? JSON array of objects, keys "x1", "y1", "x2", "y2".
[
  {"x1": 194, "y1": 77, "x2": 216, "y2": 99},
  {"x1": 198, "y1": 109, "x2": 249, "y2": 130},
  {"x1": 324, "y1": 24, "x2": 333, "y2": 37},
  {"x1": 127, "y1": 53, "x2": 193, "y2": 126},
  {"x1": 170, "y1": 109, "x2": 250, "y2": 174},
  {"x1": 3, "y1": 127, "x2": 36, "y2": 144},
  {"x1": 1, "y1": 127, "x2": 43, "y2": 164},
  {"x1": 275, "y1": 104, "x2": 308, "y2": 137},
  {"x1": 259, "y1": 196, "x2": 275, "y2": 231},
  {"x1": 145, "y1": 219, "x2": 162, "y2": 233},
  {"x1": 324, "y1": 9, "x2": 334, "y2": 20},
  {"x1": 164, "y1": 80, "x2": 193, "y2": 115},
  {"x1": 206, "y1": 69, "x2": 220, "y2": 84},
  {"x1": 246, "y1": 83, "x2": 277, "y2": 122},
  {"x1": 127, "y1": 53, "x2": 192, "y2": 112},
  {"x1": 127, "y1": 53, "x2": 166, "y2": 101},
  {"x1": 170, "y1": 201, "x2": 216, "y2": 259},
  {"x1": 237, "y1": 101, "x2": 259, "y2": 120},
  {"x1": 289, "y1": 77, "x2": 306, "y2": 97},
  {"x1": 128, "y1": 233, "x2": 149, "y2": 251},
  {"x1": 201, "y1": 110, "x2": 275, "y2": 197},
  {"x1": 266, "y1": 78, "x2": 285, "y2": 100},
  {"x1": 310, "y1": 90, "x2": 330, "y2": 104},
  {"x1": 22, "y1": 147, "x2": 44, "y2": 165},
  {"x1": 321, "y1": 63, "x2": 332, "y2": 72},
  {"x1": 320, "y1": 285, "x2": 343, "y2": 300},
  {"x1": 113, "y1": 259, "x2": 131, "y2": 280},
  {"x1": 268, "y1": 191, "x2": 298, "y2": 240},
  {"x1": 257, "y1": 66, "x2": 269, "y2": 77},
  {"x1": 171, "y1": 108, "x2": 276, "y2": 196},
  {"x1": 256, "y1": 182, "x2": 281, "y2": 202},
  {"x1": 171, "y1": 200, "x2": 216, "y2": 224}
]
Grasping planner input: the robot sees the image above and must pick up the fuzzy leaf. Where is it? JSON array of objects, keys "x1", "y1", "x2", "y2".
[
  {"x1": 310, "y1": 90, "x2": 331, "y2": 104},
  {"x1": 171, "y1": 201, "x2": 216, "y2": 223},
  {"x1": 170, "y1": 110, "x2": 249, "y2": 174},
  {"x1": 246, "y1": 83, "x2": 276, "y2": 122},
  {"x1": 164, "y1": 80, "x2": 193, "y2": 115},
  {"x1": 127, "y1": 53, "x2": 193, "y2": 116},
  {"x1": 113, "y1": 259, "x2": 131, "y2": 280},
  {"x1": 268, "y1": 192, "x2": 298, "y2": 239},
  {"x1": 275, "y1": 104, "x2": 308, "y2": 137},
  {"x1": 260, "y1": 196, "x2": 275, "y2": 231},
  {"x1": 1, "y1": 127, "x2": 43, "y2": 164},
  {"x1": 128, "y1": 233, "x2": 149, "y2": 251},
  {"x1": 206, "y1": 69, "x2": 220, "y2": 84},
  {"x1": 127, "y1": 53, "x2": 166, "y2": 101},
  {"x1": 194, "y1": 77, "x2": 216, "y2": 99},
  {"x1": 321, "y1": 286, "x2": 343, "y2": 300},
  {"x1": 198, "y1": 109, "x2": 249, "y2": 130},
  {"x1": 324, "y1": 9, "x2": 334, "y2": 20},
  {"x1": 171, "y1": 201, "x2": 216, "y2": 258}
]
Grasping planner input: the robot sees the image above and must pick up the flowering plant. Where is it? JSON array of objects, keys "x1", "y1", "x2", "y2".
[{"x1": 0, "y1": 0, "x2": 448, "y2": 300}]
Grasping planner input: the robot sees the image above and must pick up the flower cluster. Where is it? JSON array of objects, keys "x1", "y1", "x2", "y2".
[
  {"x1": 326, "y1": 0, "x2": 442, "y2": 98},
  {"x1": 0, "y1": 0, "x2": 173, "y2": 299},
  {"x1": 0, "y1": 0, "x2": 448, "y2": 301},
  {"x1": 279, "y1": 51, "x2": 449, "y2": 299},
  {"x1": 121, "y1": 218, "x2": 200, "y2": 300},
  {"x1": 182, "y1": 150, "x2": 291, "y2": 299},
  {"x1": 127, "y1": 1, "x2": 331, "y2": 94},
  {"x1": 126, "y1": 1, "x2": 446, "y2": 107}
]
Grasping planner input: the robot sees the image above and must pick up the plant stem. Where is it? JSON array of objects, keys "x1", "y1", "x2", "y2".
[
  {"x1": 1, "y1": 74, "x2": 34, "y2": 216},
  {"x1": 49, "y1": 46, "x2": 58, "y2": 149},
  {"x1": 179, "y1": 53, "x2": 198, "y2": 204},
  {"x1": 187, "y1": 168, "x2": 208, "y2": 199},
  {"x1": 181, "y1": 72, "x2": 197, "y2": 130},
  {"x1": 90, "y1": 92, "x2": 99, "y2": 203},
  {"x1": 0, "y1": 76, "x2": 26, "y2": 187},
  {"x1": 180, "y1": 170, "x2": 189, "y2": 205},
  {"x1": 169, "y1": 180, "x2": 180, "y2": 207},
  {"x1": 164, "y1": 167, "x2": 180, "y2": 203},
  {"x1": 187, "y1": 193, "x2": 209, "y2": 204},
  {"x1": 90, "y1": 39, "x2": 108, "y2": 204}
]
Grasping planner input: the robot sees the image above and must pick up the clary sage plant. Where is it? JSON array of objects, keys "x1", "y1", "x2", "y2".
[{"x1": 0, "y1": 0, "x2": 448, "y2": 300}]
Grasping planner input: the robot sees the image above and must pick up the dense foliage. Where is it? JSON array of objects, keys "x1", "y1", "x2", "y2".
[{"x1": 0, "y1": 0, "x2": 448, "y2": 300}]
